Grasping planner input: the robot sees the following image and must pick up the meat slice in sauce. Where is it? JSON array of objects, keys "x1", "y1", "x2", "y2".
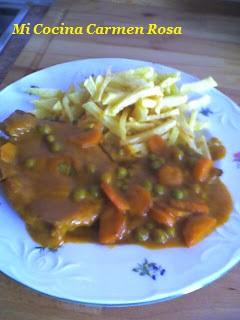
[
  {"x1": 1, "y1": 110, "x2": 37, "y2": 139},
  {"x1": 1, "y1": 111, "x2": 115, "y2": 248}
]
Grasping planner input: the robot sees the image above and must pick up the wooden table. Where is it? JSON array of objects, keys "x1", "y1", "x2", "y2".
[{"x1": 1, "y1": 1, "x2": 240, "y2": 319}]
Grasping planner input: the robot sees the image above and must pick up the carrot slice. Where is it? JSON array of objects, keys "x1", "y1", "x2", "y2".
[
  {"x1": 128, "y1": 185, "x2": 153, "y2": 216},
  {"x1": 0, "y1": 142, "x2": 17, "y2": 163},
  {"x1": 99, "y1": 206, "x2": 126, "y2": 244},
  {"x1": 170, "y1": 199, "x2": 209, "y2": 215},
  {"x1": 147, "y1": 135, "x2": 166, "y2": 154},
  {"x1": 183, "y1": 215, "x2": 217, "y2": 247},
  {"x1": 70, "y1": 126, "x2": 102, "y2": 148},
  {"x1": 101, "y1": 181, "x2": 129, "y2": 212},
  {"x1": 193, "y1": 158, "x2": 213, "y2": 182},
  {"x1": 150, "y1": 207, "x2": 176, "y2": 227},
  {"x1": 158, "y1": 164, "x2": 183, "y2": 187}
]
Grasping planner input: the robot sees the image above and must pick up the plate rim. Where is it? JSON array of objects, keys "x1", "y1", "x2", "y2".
[{"x1": 0, "y1": 57, "x2": 240, "y2": 307}]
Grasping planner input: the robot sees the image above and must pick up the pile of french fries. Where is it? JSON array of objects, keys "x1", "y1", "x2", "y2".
[{"x1": 27, "y1": 67, "x2": 217, "y2": 157}]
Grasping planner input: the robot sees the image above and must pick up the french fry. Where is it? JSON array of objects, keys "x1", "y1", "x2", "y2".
[{"x1": 29, "y1": 67, "x2": 217, "y2": 157}]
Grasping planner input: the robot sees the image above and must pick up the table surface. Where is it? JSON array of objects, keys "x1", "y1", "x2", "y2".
[{"x1": 1, "y1": 1, "x2": 240, "y2": 319}]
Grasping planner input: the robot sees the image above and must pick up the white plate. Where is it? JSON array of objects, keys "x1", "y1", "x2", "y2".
[{"x1": 0, "y1": 58, "x2": 240, "y2": 306}]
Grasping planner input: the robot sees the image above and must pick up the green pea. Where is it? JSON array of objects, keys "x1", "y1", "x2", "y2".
[
  {"x1": 38, "y1": 124, "x2": 52, "y2": 135},
  {"x1": 118, "y1": 149, "x2": 125, "y2": 157},
  {"x1": 102, "y1": 171, "x2": 112, "y2": 184},
  {"x1": 72, "y1": 188, "x2": 87, "y2": 202},
  {"x1": 50, "y1": 142, "x2": 63, "y2": 153},
  {"x1": 58, "y1": 163, "x2": 71, "y2": 176},
  {"x1": 145, "y1": 221, "x2": 156, "y2": 230},
  {"x1": 46, "y1": 134, "x2": 55, "y2": 143},
  {"x1": 143, "y1": 180, "x2": 153, "y2": 192},
  {"x1": 171, "y1": 188, "x2": 186, "y2": 200},
  {"x1": 165, "y1": 226, "x2": 176, "y2": 238},
  {"x1": 151, "y1": 158, "x2": 165, "y2": 170},
  {"x1": 135, "y1": 227, "x2": 149, "y2": 242},
  {"x1": 154, "y1": 184, "x2": 165, "y2": 196},
  {"x1": 192, "y1": 184, "x2": 201, "y2": 194},
  {"x1": 87, "y1": 123, "x2": 95, "y2": 129},
  {"x1": 151, "y1": 228, "x2": 169, "y2": 244},
  {"x1": 88, "y1": 163, "x2": 96, "y2": 174},
  {"x1": 24, "y1": 158, "x2": 36, "y2": 169},
  {"x1": 117, "y1": 166, "x2": 128, "y2": 179},
  {"x1": 149, "y1": 153, "x2": 157, "y2": 161},
  {"x1": 90, "y1": 185, "x2": 100, "y2": 198}
]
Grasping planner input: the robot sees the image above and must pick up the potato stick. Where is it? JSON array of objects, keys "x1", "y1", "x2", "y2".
[
  {"x1": 139, "y1": 98, "x2": 157, "y2": 109},
  {"x1": 52, "y1": 100, "x2": 63, "y2": 112},
  {"x1": 189, "y1": 110, "x2": 198, "y2": 131},
  {"x1": 107, "y1": 86, "x2": 162, "y2": 116},
  {"x1": 119, "y1": 109, "x2": 129, "y2": 141},
  {"x1": 126, "y1": 122, "x2": 154, "y2": 130},
  {"x1": 33, "y1": 98, "x2": 58, "y2": 110},
  {"x1": 83, "y1": 76, "x2": 97, "y2": 97},
  {"x1": 26, "y1": 87, "x2": 63, "y2": 98},
  {"x1": 129, "y1": 142, "x2": 147, "y2": 156},
  {"x1": 168, "y1": 127, "x2": 179, "y2": 145},
  {"x1": 95, "y1": 70, "x2": 112, "y2": 102},
  {"x1": 159, "y1": 72, "x2": 180, "y2": 89},
  {"x1": 197, "y1": 136, "x2": 211, "y2": 159},
  {"x1": 62, "y1": 95, "x2": 74, "y2": 122},
  {"x1": 161, "y1": 95, "x2": 188, "y2": 108},
  {"x1": 180, "y1": 77, "x2": 217, "y2": 94},
  {"x1": 102, "y1": 91, "x2": 125, "y2": 105},
  {"x1": 144, "y1": 108, "x2": 179, "y2": 121},
  {"x1": 126, "y1": 119, "x2": 176, "y2": 144},
  {"x1": 82, "y1": 101, "x2": 121, "y2": 137}
]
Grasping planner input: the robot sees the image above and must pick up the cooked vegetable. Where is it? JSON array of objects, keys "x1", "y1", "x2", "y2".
[
  {"x1": 158, "y1": 164, "x2": 184, "y2": 187},
  {"x1": 183, "y1": 215, "x2": 217, "y2": 247},
  {"x1": 46, "y1": 134, "x2": 55, "y2": 143},
  {"x1": 135, "y1": 227, "x2": 150, "y2": 242},
  {"x1": 24, "y1": 158, "x2": 36, "y2": 169},
  {"x1": 38, "y1": 124, "x2": 52, "y2": 135},
  {"x1": 153, "y1": 184, "x2": 165, "y2": 196},
  {"x1": 193, "y1": 158, "x2": 213, "y2": 182},
  {"x1": 72, "y1": 188, "x2": 88, "y2": 202},
  {"x1": 150, "y1": 207, "x2": 176, "y2": 227},
  {"x1": 101, "y1": 181, "x2": 129, "y2": 212},
  {"x1": 147, "y1": 135, "x2": 166, "y2": 155},
  {"x1": 69, "y1": 126, "x2": 102, "y2": 148},
  {"x1": 208, "y1": 138, "x2": 226, "y2": 160},
  {"x1": 128, "y1": 185, "x2": 153, "y2": 216},
  {"x1": 151, "y1": 228, "x2": 169, "y2": 244},
  {"x1": 170, "y1": 199, "x2": 209, "y2": 215},
  {"x1": 99, "y1": 206, "x2": 126, "y2": 244},
  {"x1": 143, "y1": 180, "x2": 153, "y2": 192},
  {"x1": 165, "y1": 226, "x2": 176, "y2": 238},
  {"x1": 171, "y1": 188, "x2": 187, "y2": 200},
  {"x1": 50, "y1": 142, "x2": 63, "y2": 153},
  {"x1": 117, "y1": 166, "x2": 128, "y2": 179}
]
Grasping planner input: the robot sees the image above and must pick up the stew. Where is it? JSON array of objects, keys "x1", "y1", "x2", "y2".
[{"x1": 0, "y1": 111, "x2": 233, "y2": 249}]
